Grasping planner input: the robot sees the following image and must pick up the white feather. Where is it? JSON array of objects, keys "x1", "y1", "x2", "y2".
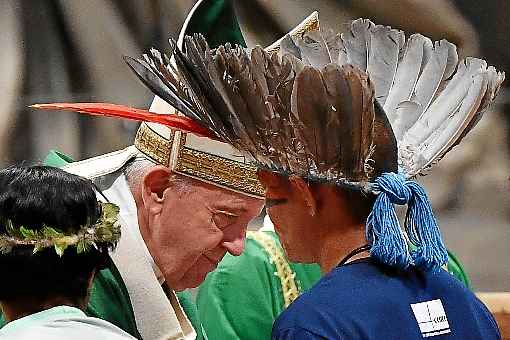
[
  {"x1": 479, "y1": 66, "x2": 505, "y2": 111},
  {"x1": 412, "y1": 73, "x2": 487, "y2": 174},
  {"x1": 443, "y1": 41, "x2": 458, "y2": 80},
  {"x1": 411, "y1": 40, "x2": 455, "y2": 117},
  {"x1": 384, "y1": 34, "x2": 432, "y2": 122},
  {"x1": 392, "y1": 101, "x2": 422, "y2": 141},
  {"x1": 405, "y1": 58, "x2": 488, "y2": 148},
  {"x1": 337, "y1": 38, "x2": 350, "y2": 65},
  {"x1": 340, "y1": 18, "x2": 372, "y2": 71},
  {"x1": 366, "y1": 25, "x2": 405, "y2": 106},
  {"x1": 279, "y1": 35, "x2": 301, "y2": 59},
  {"x1": 324, "y1": 31, "x2": 341, "y2": 64}
]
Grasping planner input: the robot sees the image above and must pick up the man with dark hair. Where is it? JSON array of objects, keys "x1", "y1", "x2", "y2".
[{"x1": 0, "y1": 165, "x2": 134, "y2": 339}]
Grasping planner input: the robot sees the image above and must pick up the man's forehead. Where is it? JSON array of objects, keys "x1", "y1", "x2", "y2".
[
  {"x1": 183, "y1": 173, "x2": 262, "y2": 202},
  {"x1": 211, "y1": 186, "x2": 261, "y2": 207},
  {"x1": 258, "y1": 170, "x2": 291, "y2": 188},
  {"x1": 211, "y1": 198, "x2": 250, "y2": 212}
]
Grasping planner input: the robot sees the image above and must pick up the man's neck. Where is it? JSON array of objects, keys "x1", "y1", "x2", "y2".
[{"x1": 315, "y1": 223, "x2": 368, "y2": 274}]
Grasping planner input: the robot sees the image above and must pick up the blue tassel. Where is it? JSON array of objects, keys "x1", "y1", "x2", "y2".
[
  {"x1": 366, "y1": 173, "x2": 448, "y2": 271},
  {"x1": 404, "y1": 181, "x2": 448, "y2": 271},
  {"x1": 366, "y1": 173, "x2": 412, "y2": 270}
]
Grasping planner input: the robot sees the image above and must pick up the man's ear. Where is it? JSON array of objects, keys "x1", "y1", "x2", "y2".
[
  {"x1": 141, "y1": 165, "x2": 171, "y2": 214},
  {"x1": 289, "y1": 176, "x2": 317, "y2": 217}
]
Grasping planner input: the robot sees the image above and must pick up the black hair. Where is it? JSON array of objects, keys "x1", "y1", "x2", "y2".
[
  {"x1": 342, "y1": 189, "x2": 377, "y2": 224},
  {"x1": 0, "y1": 166, "x2": 109, "y2": 305}
]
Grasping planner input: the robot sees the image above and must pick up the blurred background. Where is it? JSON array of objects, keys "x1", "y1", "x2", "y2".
[{"x1": 0, "y1": 0, "x2": 508, "y2": 291}]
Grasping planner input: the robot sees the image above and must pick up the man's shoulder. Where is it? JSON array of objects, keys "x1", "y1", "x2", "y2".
[
  {"x1": 275, "y1": 261, "x2": 501, "y2": 339},
  {"x1": 0, "y1": 317, "x2": 136, "y2": 340}
]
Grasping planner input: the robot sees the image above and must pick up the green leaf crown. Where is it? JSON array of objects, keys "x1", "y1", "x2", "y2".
[{"x1": 0, "y1": 202, "x2": 121, "y2": 257}]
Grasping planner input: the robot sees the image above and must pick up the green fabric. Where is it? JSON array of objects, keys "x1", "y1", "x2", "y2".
[
  {"x1": 0, "y1": 261, "x2": 204, "y2": 339},
  {"x1": 407, "y1": 242, "x2": 470, "y2": 287},
  {"x1": 87, "y1": 259, "x2": 142, "y2": 338},
  {"x1": 446, "y1": 249, "x2": 471, "y2": 289},
  {"x1": 197, "y1": 231, "x2": 321, "y2": 340},
  {"x1": 44, "y1": 149, "x2": 75, "y2": 167},
  {"x1": 176, "y1": 290, "x2": 207, "y2": 340},
  {"x1": 185, "y1": 0, "x2": 246, "y2": 48},
  {"x1": 0, "y1": 265, "x2": 202, "y2": 339},
  {"x1": 89, "y1": 271, "x2": 206, "y2": 339},
  {"x1": 0, "y1": 260, "x2": 141, "y2": 338}
]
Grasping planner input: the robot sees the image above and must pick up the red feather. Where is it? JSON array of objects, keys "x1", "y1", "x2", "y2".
[{"x1": 30, "y1": 103, "x2": 217, "y2": 139}]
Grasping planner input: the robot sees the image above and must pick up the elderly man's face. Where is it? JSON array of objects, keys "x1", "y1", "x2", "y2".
[{"x1": 141, "y1": 172, "x2": 263, "y2": 291}]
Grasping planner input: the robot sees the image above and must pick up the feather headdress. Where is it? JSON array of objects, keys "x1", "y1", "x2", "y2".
[
  {"x1": 97, "y1": 35, "x2": 393, "y2": 192},
  {"x1": 34, "y1": 18, "x2": 504, "y2": 270},
  {"x1": 38, "y1": 20, "x2": 503, "y2": 190},
  {"x1": 119, "y1": 20, "x2": 502, "y2": 188}
]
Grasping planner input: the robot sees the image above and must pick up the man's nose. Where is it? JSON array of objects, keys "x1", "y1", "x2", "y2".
[{"x1": 221, "y1": 232, "x2": 246, "y2": 256}]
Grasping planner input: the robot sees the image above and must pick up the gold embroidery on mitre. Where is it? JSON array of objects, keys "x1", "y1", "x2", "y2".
[
  {"x1": 134, "y1": 124, "x2": 264, "y2": 197},
  {"x1": 174, "y1": 134, "x2": 264, "y2": 198},
  {"x1": 134, "y1": 124, "x2": 173, "y2": 166},
  {"x1": 247, "y1": 231, "x2": 301, "y2": 308}
]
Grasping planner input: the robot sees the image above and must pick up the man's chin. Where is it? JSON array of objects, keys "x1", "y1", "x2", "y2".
[
  {"x1": 172, "y1": 270, "x2": 212, "y2": 290},
  {"x1": 279, "y1": 239, "x2": 295, "y2": 259}
]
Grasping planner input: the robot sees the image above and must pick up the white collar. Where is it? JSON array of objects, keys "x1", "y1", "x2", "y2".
[{"x1": 260, "y1": 214, "x2": 276, "y2": 232}]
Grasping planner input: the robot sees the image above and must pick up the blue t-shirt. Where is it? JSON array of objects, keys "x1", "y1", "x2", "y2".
[{"x1": 272, "y1": 259, "x2": 500, "y2": 339}]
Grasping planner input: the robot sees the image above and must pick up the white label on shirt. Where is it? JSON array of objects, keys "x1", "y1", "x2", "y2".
[{"x1": 411, "y1": 299, "x2": 451, "y2": 338}]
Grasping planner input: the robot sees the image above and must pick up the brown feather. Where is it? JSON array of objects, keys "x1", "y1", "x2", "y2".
[
  {"x1": 291, "y1": 66, "x2": 331, "y2": 173},
  {"x1": 320, "y1": 64, "x2": 347, "y2": 171},
  {"x1": 340, "y1": 65, "x2": 375, "y2": 179}
]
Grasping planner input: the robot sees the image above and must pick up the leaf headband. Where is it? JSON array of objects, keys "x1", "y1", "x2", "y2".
[{"x1": 0, "y1": 202, "x2": 121, "y2": 257}]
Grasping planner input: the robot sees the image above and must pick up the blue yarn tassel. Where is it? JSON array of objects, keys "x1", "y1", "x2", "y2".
[
  {"x1": 366, "y1": 174, "x2": 412, "y2": 270},
  {"x1": 366, "y1": 173, "x2": 448, "y2": 271},
  {"x1": 404, "y1": 181, "x2": 448, "y2": 271}
]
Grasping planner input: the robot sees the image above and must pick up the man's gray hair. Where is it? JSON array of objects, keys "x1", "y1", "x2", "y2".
[
  {"x1": 124, "y1": 155, "x2": 192, "y2": 195},
  {"x1": 124, "y1": 157, "x2": 156, "y2": 188}
]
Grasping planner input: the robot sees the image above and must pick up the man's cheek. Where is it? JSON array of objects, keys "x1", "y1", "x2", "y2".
[{"x1": 267, "y1": 209, "x2": 285, "y2": 231}]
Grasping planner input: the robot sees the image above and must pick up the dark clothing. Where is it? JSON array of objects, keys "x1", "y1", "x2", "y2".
[{"x1": 272, "y1": 258, "x2": 500, "y2": 339}]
